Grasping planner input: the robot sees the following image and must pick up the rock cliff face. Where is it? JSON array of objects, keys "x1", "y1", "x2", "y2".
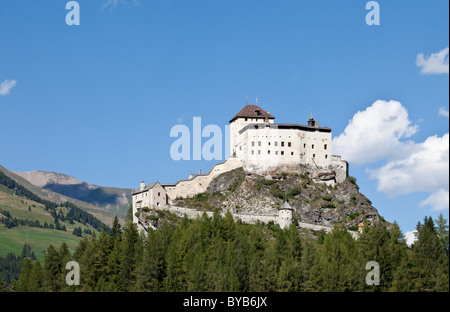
[{"x1": 173, "y1": 167, "x2": 386, "y2": 231}]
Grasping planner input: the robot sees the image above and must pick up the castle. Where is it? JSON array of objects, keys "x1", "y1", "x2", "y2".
[{"x1": 132, "y1": 103, "x2": 348, "y2": 231}]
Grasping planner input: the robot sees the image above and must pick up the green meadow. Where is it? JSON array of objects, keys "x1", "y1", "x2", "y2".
[
  {"x1": 0, "y1": 226, "x2": 82, "y2": 263},
  {"x1": 0, "y1": 185, "x2": 95, "y2": 262}
]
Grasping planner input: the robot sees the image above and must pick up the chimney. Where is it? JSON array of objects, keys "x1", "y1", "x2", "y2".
[
  {"x1": 308, "y1": 113, "x2": 315, "y2": 127},
  {"x1": 140, "y1": 181, "x2": 145, "y2": 191},
  {"x1": 199, "y1": 169, "x2": 202, "y2": 175}
]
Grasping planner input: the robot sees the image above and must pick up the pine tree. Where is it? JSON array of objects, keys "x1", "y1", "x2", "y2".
[
  {"x1": 94, "y1": 229, "x2": 112, "y2": 287},
  {"x1": 411, "y1": 216, "x2": 448, "y2": 291},
  {"x1": 117, "y1": 221, "x2": 140, "y2": 291},
  {"x1": 300, "y1": 234, "x2": 321, "y2": 291},
  {"x1": 435, "y1": 214, "x2": 449, "y2": 255},
  {"x1": 135, "y1": 229, "x2": 167, "y2": 291},
  {"x1": 29, "y1": 260, "x2": 44, "y2": 291},
  {"x1": 44, "y1": 244, "x2": 62, "y2": 292},
  {"x1": 78, "y1": 232, "x2": 99, "y2": 291},
  {"x1": 110, "y1": 216, "x2": 122, "y2": 244},
  {"x1": 104, "y1": 239, "x2": 122, "y2": 292},
  {"x1": 16, "y1": 257, "x2": 33, "y2": 292},
  {"x1": 320, "y1": 226, "x2": 363, "y2": 291},
  {"x1": 164, "y1": 227, "x2": 189, "y2": 292},
  {"x1": 358, "y1": 221, "x2": 395, "y2": 291}
]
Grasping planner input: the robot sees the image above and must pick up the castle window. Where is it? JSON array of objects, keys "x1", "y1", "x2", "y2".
[
  {"x1": 268, "y1": 150, "x2": 270, "y2": 154},
  {"x1": 275, "y1": 142, "x2": 278, "y2": 147},
  {"x1": 288, "y1": 142, "x2": 291, "y2": 147},
  {"x1": 325, "y1": 155, "x2": 328, "y2": 159},
  {"x1": 303, "y1": 143, "x2": 306, "y2": 148},
  {"x1": 275, "y1": 151, "x2": 279, "y2": 155},
  {"x1": 251, "y1": 150, "x2": 254, "y2": 155},
  {"x1": 258, "y1": 150, "x2": 261, "y2": 155},
  {"x1": 291, "y1": 152, "x2": 294, "y2": 156},
  {"x1": 312, "y1": 144, "x2": 315, "y2": 149},
  {"x1": 158, "y1": 192, "x2": 161, "y2": 196},
  {"x1": 252, "y1": 141, "x2": 255, "y2": 147},
  {"x1": 239, "y1": 146, "x2": 242, "y2": 151},
  {"x1": 324, "y1": 144, "x2": 327, "y2": 150},
  {"x1": 281, "y1": 142, "x2": 285, "y2": 147},
  {"x1": 258, "y1": 141, "x2": 261, "y2": 147},
  {"x1": 313, "y1": 154, "x2": 316, "y2": 158},
  {"x1": 281, "y1": 151, "x2": 284, "y2": 155}
]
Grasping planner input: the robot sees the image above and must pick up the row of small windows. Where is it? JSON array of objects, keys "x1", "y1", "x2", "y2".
[
  {"x1": 250, "y1": 150, "x2": 329, "y2": 159},
  {"x1": 251, "y1": 150, "x2": 292, "y2": 156},
  {"x1": 136, "y1": 191, "x2": 163, "y2": 199},
  {"x1": 251, "y1": 141, "x2": 327, "y2": 150},
  {"x1": 251, "y1": 141, "x2": 292, "y2": 147}
]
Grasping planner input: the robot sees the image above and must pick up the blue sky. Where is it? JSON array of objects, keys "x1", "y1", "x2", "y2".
[{"x1": 0, "y1": 0, "x2": 448, "y2": 235}]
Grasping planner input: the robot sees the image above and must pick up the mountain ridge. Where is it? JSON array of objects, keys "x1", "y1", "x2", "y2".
[
  {"x1": 13, "y1": 170, "x2": 132, "y2": 216},
  {"x1": 0, "y1": 164, "x2": 125, "y2": 226}
]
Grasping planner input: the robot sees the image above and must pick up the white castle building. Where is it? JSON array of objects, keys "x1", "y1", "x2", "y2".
[
  {"x1": 132, "y1": 103, "x2": 348, "y2": 229},
  {"x1": 230, "y1": 104, "x2": 336, "y2": 171}
]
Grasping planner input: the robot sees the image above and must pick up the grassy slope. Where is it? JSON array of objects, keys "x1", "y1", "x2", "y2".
[
  {"x1": 0, "y1": 186, "x2": 94, "y2": 262},
  {"x1": 0, "y1": 164, "x2": 120, "y2": 226},
  {"x1": 0, "y1": 226, "x2": 82, "y2": 263}
]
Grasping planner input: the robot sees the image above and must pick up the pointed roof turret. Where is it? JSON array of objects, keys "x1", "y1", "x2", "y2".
[
  {"x1": 279, "y1": 201, "x2": 293, "y2": 210},
  {"x1": 229, "y1": 104, "x2": 275, "y2": 123}
]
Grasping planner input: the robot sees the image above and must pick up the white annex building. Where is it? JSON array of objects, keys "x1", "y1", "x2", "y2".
[{"x1": 132, "y1": 103, "x2": 348, "y2": 229}]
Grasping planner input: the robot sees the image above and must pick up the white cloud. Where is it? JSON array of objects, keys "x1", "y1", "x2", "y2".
[
  {"x1": 0, "y1": 79, "x2": 17, "y2": 96},
  {"x1": 334, "y1": 100, "x2": 449, "y2": 212},
  {"x1": 438, "y1": 107, "x2": 449, "y2": 118},
  {"x1": 419, "y1": 189, "x2": 450, "y2": 212},
  {"x1": 404, "y1": 230, "x2": 418, "y2": 247},
  {"x1": 416, "y1": 47, "x2": 449, "y2": 75},
  {"x1": 368, "y1": 133, "x2": 449, "y2": 204},
  {"x1": 333, "y1": 100, "x2": 418, "y2": 165}
]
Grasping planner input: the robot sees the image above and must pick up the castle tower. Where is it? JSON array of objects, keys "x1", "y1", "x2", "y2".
[
  {"x1": 229, "y1": 103, "x2": 275, "y2": 158},
  {"x1": 278, "y1": 201, "x2": 294, "y2": 229}
]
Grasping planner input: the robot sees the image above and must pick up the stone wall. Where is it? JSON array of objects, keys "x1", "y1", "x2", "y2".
[
  {"x1": 161, "y1": 205, "x2": 278, "y2": 225},
  {"x1": 164, "y1": 157, "x2": 243, "y2": 202},
  {"x1": 139, "y1": 205, "x2": 359, "y2": 239}
]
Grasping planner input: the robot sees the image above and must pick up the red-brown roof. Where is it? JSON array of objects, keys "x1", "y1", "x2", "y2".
[{"x1": 229, "y1": 105, "x2": 275, "y2": 123}]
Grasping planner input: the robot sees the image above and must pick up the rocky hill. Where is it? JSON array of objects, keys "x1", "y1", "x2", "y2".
[{"x1": 173, "y1": 167, "x2": 387, "y2": 231}]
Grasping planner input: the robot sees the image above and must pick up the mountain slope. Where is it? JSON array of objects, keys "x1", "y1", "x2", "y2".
[
  {"x1": 13, "y1": 170, "x2": 132, "y2": 219},
  {"x1": 0, "y1": 165, "x2": 121, "y2": 226},
  {"x1": 0, "y1": 171, "x2": 106, "y2": 262}
]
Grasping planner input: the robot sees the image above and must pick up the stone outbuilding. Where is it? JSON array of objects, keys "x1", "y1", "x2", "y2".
[
  {"x1": 132, "y1": 181, "x2": 167, "y2": 225},
  {"x1": 278, "y1": 201, "x2": 294, "y2": 229}
]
